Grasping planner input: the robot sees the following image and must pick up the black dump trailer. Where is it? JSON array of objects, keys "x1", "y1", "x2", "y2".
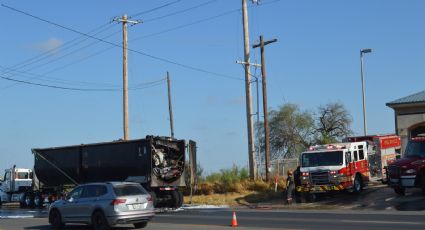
[{"x1": 31, "y1": 136, "x2": 194, "y2": 208}]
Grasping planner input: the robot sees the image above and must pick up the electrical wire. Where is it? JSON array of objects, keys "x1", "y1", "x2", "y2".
[
  {"x1": 142, "y1": 0, "x2": 217, "y2": 23},
  {"x1": 130, "y1": 0, "x2": 182, "y2": 18},
  {"x1": 0, "y1": 73, "x2": 166, "y2": 92},
  {"x1": 1, "y1": 3, "x2": 243, "y2": 81}
]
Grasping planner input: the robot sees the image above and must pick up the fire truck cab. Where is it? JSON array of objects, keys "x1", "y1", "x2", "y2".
[{"x1": 298, "y1": 141, "x2": 369, "y2": 197}]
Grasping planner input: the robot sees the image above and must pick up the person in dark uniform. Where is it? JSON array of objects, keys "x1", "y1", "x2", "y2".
[
  {"x1": 286, "y1": 170, "x2": 295, "y2": 205},
  {"x1": 293, "y1": 166, "x2": 301, "y2": 202}
]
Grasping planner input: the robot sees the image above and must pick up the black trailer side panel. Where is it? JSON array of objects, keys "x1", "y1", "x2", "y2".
[
  {"x1": 33, "y1": 146, "x2": 81, "y2": 187},
  {"x1": 81, "y1": 140, "x2": 151, "y2": 182}
]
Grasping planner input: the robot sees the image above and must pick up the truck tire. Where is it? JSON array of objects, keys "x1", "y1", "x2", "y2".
[
  {"x1": 34, "y1": 194, "x2": 43, "y2": 208},
  {"x1": 171, "y1": 190, "x2": 181, "y2": 208},
  {"x1": 352, "y1": 175, "x2": 362, "y2": 194},
  {"x1": 394, "y1": 187, "x2": 405, "y2": 196},
  {"x1": 23, "y1": 193, "x2": 34, "y2": 208},
  {"x1": 149, "y1": 192, "x2": 157, "y2": 208},
  {"x1": 177, "y1": 190, "x2": 183, "y2": 207}
]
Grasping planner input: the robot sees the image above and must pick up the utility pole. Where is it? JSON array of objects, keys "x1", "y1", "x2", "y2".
[
  {"x1": 237, "y1": 60, "x2": 262, "y2": 178},
  {"x1": 253, "y1": 35, "x2": 277, "y2": 182},
  {"x1": 114, "y1": 14, "x2": 140, "y2": 140},
  {"x1": 242, "y1": 0, "x2": 256, "y2": 180},
  {"x1": 167, "y1": 72, "x2": 175, "y2": 138}
]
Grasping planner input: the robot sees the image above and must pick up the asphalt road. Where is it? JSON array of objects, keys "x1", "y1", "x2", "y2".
[
  {"x1": 2, "y1": 184, "x2": 425, "y2": 229},
  {"x1": 1, "y1": 209, "x2": 425, "y2": 230}
]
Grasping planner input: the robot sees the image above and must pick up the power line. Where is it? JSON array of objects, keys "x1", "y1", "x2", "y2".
[
  {"x1": 142, "y1": 0, "x2": 217, "y2": 23},
  {"x1": 0, "y1": 73, "x2": 166, "y2": 92},
  {"x1": 1, "y1": 0, "x2": 185, "y2": 83},
  {"x1": 2, "y1": 3, "x2": 243, "y2": 81},
  {"x1": 130, "y1": 0, "x2": 183, "y2": 18}
]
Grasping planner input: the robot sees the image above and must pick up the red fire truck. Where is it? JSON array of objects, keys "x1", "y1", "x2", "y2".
[
  {"x1": 344, "y1": 135, "x2": 401, "y2": 183},
  {"x1": 297, "y1": 141, "x2": 370, "y2": 198}
]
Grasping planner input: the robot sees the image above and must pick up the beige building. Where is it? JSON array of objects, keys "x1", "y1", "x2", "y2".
[{"x1": 386, "y1": 90, "x2": 425, "y2": 155}]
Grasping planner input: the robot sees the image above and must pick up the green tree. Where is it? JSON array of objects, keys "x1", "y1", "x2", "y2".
[
  {"x1": 268, "y1": 104, "x2": 315, "y2": 159},
  {"x1": 315, "y1": 102, "x2": 353, "y2": 144}
]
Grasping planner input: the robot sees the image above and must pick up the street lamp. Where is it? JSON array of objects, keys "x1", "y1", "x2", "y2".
[{"x1": 360, "y1": 48, "x2": 372, "y2": 136}]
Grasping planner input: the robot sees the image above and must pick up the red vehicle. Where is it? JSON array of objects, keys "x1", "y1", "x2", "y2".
[
  {"x1": 297, "y1": 141, "x2": 370, "y2": 197},
  {"x1": 344, "y1": 135, "x2": 401, "y2": 183},
  {"x1": 387, "y1": 137, "x2": 425, "y2": 195}
]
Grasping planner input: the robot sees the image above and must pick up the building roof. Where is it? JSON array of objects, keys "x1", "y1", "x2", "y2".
[{"x1": 386, "y1": 90, "x2": 425, "y2": 107}]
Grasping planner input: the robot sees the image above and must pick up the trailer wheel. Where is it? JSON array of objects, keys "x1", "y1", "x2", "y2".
[
  {"x1": 171, "y1": 190, "x2": 181, "y2": 208},
  {"x1": 394, "y1": 187, "x2": 405, "y2": 196},
  {"x1": 34, "y1": 194, "x2": 43, "y2": 208},
  {"x1": 24, "y1": 193, "x2": 35, "y2": 208},
  {"x1": 177, "y1": 190, "x2": 183, "y2": 207}
]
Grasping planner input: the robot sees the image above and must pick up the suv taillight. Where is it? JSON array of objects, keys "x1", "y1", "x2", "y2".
[
  {"x1": 111, "y1": 199, "x2": 126, "y2": 205},
  {"x1": 146, "y1": 195, "x2": 153, "y2": 202}
]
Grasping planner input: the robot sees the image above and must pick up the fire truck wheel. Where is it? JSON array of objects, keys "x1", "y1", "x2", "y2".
[
  {"x1": 394, "y1": 187, "x2": 405, "y2": 196},
  {"x1": 306, "y1": 193, "x2": 316, "y2": 202},
  {"x1": 353, "y1": 175, "x2": 362, "y2": 194}
]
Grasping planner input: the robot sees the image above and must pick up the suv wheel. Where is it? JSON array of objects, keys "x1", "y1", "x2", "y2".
[
  {"x1": 134, "y1": 222, "x2": 148, "y2": 229},
  {"x1": 49, "y1": 209, "x2": 64, "y2": 229},
  {"x1": 92, "y1": 211, "x2": 110, "y2": 230},
  {"x1": 394, "y1": 187, "x2": 405, "y2": 196}
]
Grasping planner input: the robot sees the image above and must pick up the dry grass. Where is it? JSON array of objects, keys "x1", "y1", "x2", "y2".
[{"x1": 184, "y1": 190, "x2": 285, "y2": 207}]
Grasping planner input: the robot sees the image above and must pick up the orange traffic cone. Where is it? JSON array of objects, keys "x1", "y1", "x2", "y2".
[{"x1": 230, "y1": 211, "x2": 238, "y2": 227}]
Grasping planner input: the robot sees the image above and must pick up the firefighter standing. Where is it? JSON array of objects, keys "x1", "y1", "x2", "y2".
[{"x1": 286, "y1": 170, "x2": 295, "y2": 205}]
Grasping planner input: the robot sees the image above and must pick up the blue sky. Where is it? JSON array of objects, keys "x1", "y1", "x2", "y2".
[{"x1": 1, "y1": 0, "x2": 424, "y2": 174}]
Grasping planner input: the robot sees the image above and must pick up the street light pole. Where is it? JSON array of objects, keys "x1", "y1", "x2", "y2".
[{"x1": 360, "y1": 48, "x2": 372, "y2": 136}]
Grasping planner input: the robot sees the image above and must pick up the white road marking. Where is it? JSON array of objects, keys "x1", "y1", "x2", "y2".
[
  {"x1": 0, "y1": 215, "x2": 34, "y2": 219},
  {"x1": 340, "y1": 220, "x2": 423, "y2": 225},
  {"x1": 385, "y1": 197, "x2": 395, "y2": 202}
]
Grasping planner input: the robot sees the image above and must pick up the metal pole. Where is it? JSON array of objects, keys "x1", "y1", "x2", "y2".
[
  {"x1": 242, "y1": 0, "x2": 256, "y2": 180},
  {"x1": 167, "y1": 72, "x2": 175, "y2": 138},
  {"x1": 360, "y1": 51, "x2": 367, "y2": 136}
]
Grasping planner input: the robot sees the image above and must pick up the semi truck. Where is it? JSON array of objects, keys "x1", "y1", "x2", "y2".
[{"x1": 0, "y1": 136, "x2": 196, "y2": 208}]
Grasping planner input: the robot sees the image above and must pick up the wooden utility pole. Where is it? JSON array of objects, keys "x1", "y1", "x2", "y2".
[
  {"x1": 242, "y1": 0, "x2": 256, "y2": 180},
  {"x1": 167, "y1": 72, "x2": 175, "y2": 138},
  {"x1": 253, "y1": 35, "x2": 277, "y2": 181},
  {"x1": 114, "y1": 14, "x2": 140, "y2": 140}
]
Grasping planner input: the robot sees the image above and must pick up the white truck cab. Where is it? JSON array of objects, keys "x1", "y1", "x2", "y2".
[{"x1": 0, "y1": 165, "x2": 33, "y2": 205}]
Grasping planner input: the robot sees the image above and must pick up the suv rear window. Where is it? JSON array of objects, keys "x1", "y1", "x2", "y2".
[{"x1": 113, "y1": 184, "x2": 147, "y2": 196}]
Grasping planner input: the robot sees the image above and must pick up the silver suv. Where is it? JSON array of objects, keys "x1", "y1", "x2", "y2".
[{"x1": 48, "y1": 182, "x2": 154, "y2": 229}]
